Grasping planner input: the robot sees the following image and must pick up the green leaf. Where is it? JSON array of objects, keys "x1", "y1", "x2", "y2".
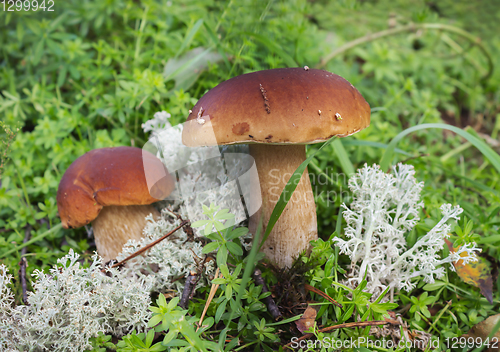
[
  {"x1": 226, "y1": 241, "x2": 243, "y2": 256},
  {"x1": 214, "y1": 208, "x2": 230, "y2": 219},
  {"x1": 33, "y1": 39, "x2": 45, "y2": 65},
  {"x1": 157, "y1": 291, "x2": 167, "y2": 307},
  {"x1": 340, "y1": 304, "x2": 355, "y2": 322},
  {"x1": 215, "y1": 299, "x2": 227, "y2": 323},
  {"x1": 423, "y1": 281, "x2": 446, "y2": 291},
  {"x1": 218, "y1": 264, "x2": 230, "y2": 279},
  {"x1": 233, "y1": 263, "x2": 243, "y2": 278},
  {"x1": 205, "y1": 232, "x2": 221, "y2": 241},
  {"x1": 57, "y1": 66, "x2": 68, "y2": 87},
  {"x1": 191, "y1": 219, "x2": 210, "y2": 228},
  {"x1": 478, "y1": 235, "x2": 500, "y2": 244},
  {"x1": 214, "y1": 220, "x2": 226, "y2": 233},
  {"x1": 131, "y1": 333, "x2": 146, "y2": 348},
  {"x1": 162, "y1": 330, "x2": 178, "y2": 345},
  {"x1": 216, "y1": 245, "x2": 228, "y2": 267},
  {"x1": 145, "y1": 329, "x2": 154, "y2": 347},
  {"x1": 224, "y1": 338, "x2": 239, "y2": 352},
  {"x1": 332, "y1": 138, "x2": 355, "y2": 177},
  {"x1": 148, "y1": 314, "x2": 163, "y2": 328},
  {"x1": 202, "y1": 242, "x2": 220, "y2": 254},
  {"x1": 215, "y1": 213, "x2": 234, "y2": 220},
  {"x1": 167, "y1": 296, "x2": 180, "y2": 310},
  {"x1": 226, "y1": 227, "x2": 249, "y2": 240},
  {"x1": 150, "y1": 342, "x2": 168, "y2": 351},
  {"x1": 371, "y1": 302, "x2": 398, "y2": 314},
  {"x1": 225, "y1": 284, "x2": 233, "y2": 299}
]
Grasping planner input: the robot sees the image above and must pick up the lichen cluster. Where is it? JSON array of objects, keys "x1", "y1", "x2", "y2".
[
  {"x1": 115, "y1": 211, "x2": 215, "y2": 294},
  {"x1": 143, "y1": 111, "x2": 251, "y2": 229},
  {"x1": 333, "y1": 163, "x2": 480, "y2": 297},
  {"x1": 0, "y1": 251, "x2": 153, "y2": 352}
]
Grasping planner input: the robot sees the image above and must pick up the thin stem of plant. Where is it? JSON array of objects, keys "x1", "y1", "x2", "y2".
[
  {"x1": 417, "y1": 311, "x2": 440, "y2": 335},
  {"x1": 304, "y1": 283, "x2": 342, "y2": 308},
  {"x1": 427, "y1": 300, "x2": 452, "y2": 334},
  {"x1": 102, "y1": 220, "x2": 188, "y2": 271},
  {"x1": 317, "y1": 23, "x2": 493, "y2": 82},
  {"x1": 0, "y1": 223, "x2": 63, "y2": 259}
]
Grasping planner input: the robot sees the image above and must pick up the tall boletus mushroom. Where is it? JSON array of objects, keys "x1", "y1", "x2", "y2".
[
  {"x1": 57, "y1": 146, "x2": 174, "y2": 262},
  {"x1": 182, "y1": 68, "x2": 370, "y2": 268}
]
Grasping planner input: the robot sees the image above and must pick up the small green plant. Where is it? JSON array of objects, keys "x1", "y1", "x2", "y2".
[
  {"x1": 192, "y1": 204, "x2": 248, "y2": 268},
  {"x1": 87, "y1": 332, "x2": 117, "y2": 352},
  {"x1": 116, "y1": 330, "x2": 167, "y2": 352},
  {"x1": 0, "y1": 122, "x2": 18, "y2": 178},
  {"x1": 409, "y1": 292, "x2": 436, "y2": 322}
]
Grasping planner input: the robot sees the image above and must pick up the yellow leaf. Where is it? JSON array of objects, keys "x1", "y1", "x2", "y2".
[{"x1": 445, "y1": 239, "x2": 493, "y2": 303}]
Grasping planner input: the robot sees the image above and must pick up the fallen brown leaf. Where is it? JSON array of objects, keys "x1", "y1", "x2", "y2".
[
  {"x1": 445, "y1": 239, "x2": 493, "y2": 303},
  {"x1": 296, "y1": 305, "x2": 317, "y2": 334},
  {"x1": 463, "y1": 314, "x2": 500, "y2": 352}
]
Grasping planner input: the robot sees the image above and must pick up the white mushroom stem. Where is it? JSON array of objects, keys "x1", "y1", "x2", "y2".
[
  {"x1": 92, "y1": 204, "x2": 160, "y2": 262},
  {"x1": 248, "y1": 144, "x2": 318, "y2": 268}
]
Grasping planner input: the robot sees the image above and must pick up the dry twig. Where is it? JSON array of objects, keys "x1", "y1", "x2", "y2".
[
  {"x1": 197, "y1": 268, "x2": 220, "y2": 332},
  {"x1": 18, "y1": 225, "x2": 32, "y2": 305},
  {"x1": 101, "y1": 220, "x2": 188, "y2": 272},
  {"x1": 179, "y1": 271, "x2": 199, "y2": 309},
  {"x1": 253, "y1": 268, "x2": 282, "y2": 321}
]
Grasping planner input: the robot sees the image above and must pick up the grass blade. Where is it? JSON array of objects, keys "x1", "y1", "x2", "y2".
[
  {"x1": 342, "y1": 139, "x2": 412, "y2": 156},
  {"x1": 239, "y1": 31, "x2": 298, "y2": 67},
  {"x1": 332, "y1": 138, "x2": 355, "y2": 177},
  {"x1": 0, "y1": 223, "x2": 63, "y2": 259},
  {"x1": 436, "y1": 165, "x2": 500, "y2": 199},
  {"x1": 380, "y1": 123, "x2": 500, "y2": 173},
  {"x1": 175, "y1": 19, "x2": 204, "y2": 58},
  {"x1": 203, "y1": 21, "x2": 231, "y2": 70}
]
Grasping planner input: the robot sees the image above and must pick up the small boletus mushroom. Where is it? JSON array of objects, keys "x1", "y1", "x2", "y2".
[
  {"x1": 57, "y1": 146, "x2": 174, "y2": 262},
  {"x1": 182, "y1": 68, "x2": 370, "y2": 268}
]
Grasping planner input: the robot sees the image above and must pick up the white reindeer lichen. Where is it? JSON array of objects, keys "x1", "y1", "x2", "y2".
[
  {"x1": 0, "y1": 250, "x2": 153, "y2": 352},
  {"x1": 115, "y1": 211, "x2": 215, "y2": 294},
  {"x1": 333, "y1": 163, "x2": 480, "y2": 297},
  {"x1": 143, "y1": 111, "x2": 250, "y2": 232}
]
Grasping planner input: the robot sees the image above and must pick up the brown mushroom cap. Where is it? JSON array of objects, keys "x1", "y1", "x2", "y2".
[
  {"x1": 182, "y1": 67, "x2": 370, "y2": 146},
  {"x1": 57, "y1": 146, "x2": 174, "y2": 229}
]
